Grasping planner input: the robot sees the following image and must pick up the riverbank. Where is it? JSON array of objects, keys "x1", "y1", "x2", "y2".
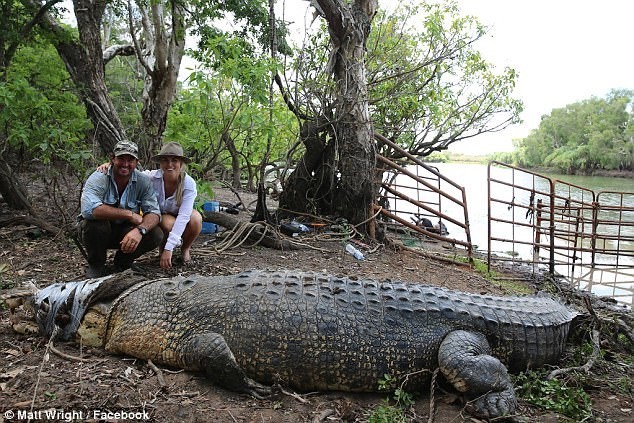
[
  {"x1": 526, "y1": 165, "x2": 634, "y2": 179},
  {"x1": 433, "y1": 152, "x2": 634, "y2": 179}
]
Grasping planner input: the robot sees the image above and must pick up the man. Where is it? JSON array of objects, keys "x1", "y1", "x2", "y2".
[{"x1": 79, "y1": 140, "x2": 163, "y2": 278}]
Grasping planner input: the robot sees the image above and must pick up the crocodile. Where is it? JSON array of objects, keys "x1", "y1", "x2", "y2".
[{"x1": 31, "y1": 269, "x2": 577, "y2": 419}]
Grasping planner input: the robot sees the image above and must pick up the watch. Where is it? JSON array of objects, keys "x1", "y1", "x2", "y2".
[{"x1": 137, "y1": 226, "x2": 148, "y2": 236}]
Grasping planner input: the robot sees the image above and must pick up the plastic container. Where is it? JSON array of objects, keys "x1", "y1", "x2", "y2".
[
  {"x1": 345, "y1": 243, "x2": 365, "y2": 260},
  {"x1": 201, "y1": 201, "x2": 219, "y2": 234}
]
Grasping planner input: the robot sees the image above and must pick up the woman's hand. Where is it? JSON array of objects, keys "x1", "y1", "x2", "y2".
[
  {"x1": 160, "y1": 249, "x2": 173, "y2": 269},
  {"x1": 96, "y1": 162, "x2": 110, "y2": 174}
]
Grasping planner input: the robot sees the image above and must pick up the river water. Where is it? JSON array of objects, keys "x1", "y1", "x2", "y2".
[{"x1": 394, "y1": 162, "x2": 634, "y2": 306}]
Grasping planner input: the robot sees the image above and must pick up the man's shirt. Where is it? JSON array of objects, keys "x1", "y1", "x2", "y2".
[{"x1": 80, "y1": 168, "x2": 161, "y2": 220}]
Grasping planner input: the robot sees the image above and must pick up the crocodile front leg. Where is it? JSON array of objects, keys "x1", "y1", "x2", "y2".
[
  {"x1": 438, "y1": 330, "x2": 517, "y2": 419},
  {"x1": 181, "y1": 332, "x2": 271, "y2": 398}
]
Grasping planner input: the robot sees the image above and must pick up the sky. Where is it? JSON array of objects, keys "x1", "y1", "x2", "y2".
[
  {"x1": 283, "y1": 0, "x2": 634, "y2": 155},
  {"x1": 446, "y1": 0, "x2": 634, "y2": 155},
  {"x1": 63, "y1": 1, "x2": 634, "y2": 156}
]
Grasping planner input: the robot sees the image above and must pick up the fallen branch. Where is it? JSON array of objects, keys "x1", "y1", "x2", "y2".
[
  {"x1": 147, "y1": 359, "x2": 167, "y2": 388},
  {"x1": 0, "y1": 214, "x2": 61, "y2": 235},
  {"x1": 312, "y1": 409, "x2": 335, "y2": 423},
  {"x1": 276, "y1": 386, "x2": 310, "y2": 404},
  {"x1": 548, "y1": 326, "x2": 601, "y2": 380},
  {"x1": 49, "y1": 343, "x2": 97, "y2": 363}
]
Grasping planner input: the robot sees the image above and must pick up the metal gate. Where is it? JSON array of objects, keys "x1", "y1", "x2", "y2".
[
  {"x1": 374, "y1": 134, "x2": 472, "y2": 255},
  {"x1": 488, "y1": 161, "x2": 634, "y2": 305}
]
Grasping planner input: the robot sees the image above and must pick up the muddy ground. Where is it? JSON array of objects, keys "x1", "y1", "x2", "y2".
[{"x1": 0, "y1": 186, "x2": 632, "y2": 422}]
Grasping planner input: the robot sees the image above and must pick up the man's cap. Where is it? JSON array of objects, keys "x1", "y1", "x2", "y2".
[
  {"x1": 152, "y1": 142, "x2": 190, "y2": 163},
  {"x1": 113, "y1": 140, "x2": 139, "y2": 159}
]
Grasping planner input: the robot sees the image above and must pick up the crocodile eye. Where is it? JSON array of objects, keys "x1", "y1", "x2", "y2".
[
  {"x1": 164, "y1": 290, "x2": 179, "y2": 301},
  {"x1": 162, "y1": 281, "x2": 177, "y2": 289},
  {"x1": 180, "y1": 279, "x2": 197, "y2": 289}
]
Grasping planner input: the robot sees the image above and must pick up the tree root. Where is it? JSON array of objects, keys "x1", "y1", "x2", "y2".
[{"x1": 548, "y1": 327, "x2": 601, "y2": 380}]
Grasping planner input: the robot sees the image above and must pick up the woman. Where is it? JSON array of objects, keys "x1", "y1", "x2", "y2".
[{"x1": 98, "y1": 142, "x2": 202, "y2": 269}]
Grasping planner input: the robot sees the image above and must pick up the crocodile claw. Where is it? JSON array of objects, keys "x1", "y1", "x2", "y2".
[
  {"x1": 244, "y1": 378, "x2": 272, "y2": 399},
  {"x1": 466, "y1": 390, "x2": 518, "y2": 419}
]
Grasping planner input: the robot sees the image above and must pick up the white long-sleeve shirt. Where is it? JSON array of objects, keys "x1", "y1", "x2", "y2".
[{"x1": 144, "y1": 169, "x2": 197, "y2": 252}]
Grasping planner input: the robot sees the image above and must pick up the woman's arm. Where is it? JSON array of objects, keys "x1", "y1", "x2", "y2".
[{"x1": 163, "y1": 175, "x2": 197, "y2": 251}]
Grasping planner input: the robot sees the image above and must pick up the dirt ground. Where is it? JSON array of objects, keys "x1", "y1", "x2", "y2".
[{"x1": 1, "y1": 186, "x2": 632, "y2": 422}]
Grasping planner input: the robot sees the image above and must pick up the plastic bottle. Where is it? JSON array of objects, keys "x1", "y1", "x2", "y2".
[
  {"x1": 345, "y1": 243, "x2": 365, "y2": 260},
  {"x1": 291, "y1": 220, "x2": 310, "y2": 232}
]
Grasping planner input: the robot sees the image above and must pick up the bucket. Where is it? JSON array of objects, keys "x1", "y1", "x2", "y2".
[{"x1": 201, "y1": 201, "x2": 219, "y2": 234}]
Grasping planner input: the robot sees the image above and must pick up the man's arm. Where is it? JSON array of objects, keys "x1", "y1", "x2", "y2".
[
  {"x1": 139, "y1": 212, "x2": 160, "y2": 230},
  {"x1": 92, "y1": 204, "x2": 143, "y2": 226}
]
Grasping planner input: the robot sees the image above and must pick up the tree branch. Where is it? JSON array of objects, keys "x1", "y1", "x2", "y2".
[{"x1": 103, "y1": 44, "x2": 135, "y2": 65}]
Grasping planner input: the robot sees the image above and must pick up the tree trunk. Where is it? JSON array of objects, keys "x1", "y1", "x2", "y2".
[
  {"x1": 221, "y1": 133, "x2": 243, "y2": 190},
  {"x1": 279, "y1": 118, "x2": 335, "y2": 215},
  {"x1": 0, "y1": 159, "x2": 32, "y2": 211},
  {"x1": 280, "y1": 0, "x2": 377, "y2": 231},
  {"x1": 30, "y1": 0, "x2": 127, "y2": 155},
  {"x1": 133, "y1": 0, "x2": 186, "y2": 161},
  {"x1": 327, "y1": 0, "x2": 377, "y2": 229}
]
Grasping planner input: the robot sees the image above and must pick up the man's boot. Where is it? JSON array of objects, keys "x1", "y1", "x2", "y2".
[{"x1": 79, "y1": 220, "x2": 110, "y2": 278}]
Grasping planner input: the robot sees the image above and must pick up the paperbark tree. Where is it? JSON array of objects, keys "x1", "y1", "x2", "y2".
[
  {"x1": 126, "y1": 0, "x2": 186, "y2": 161},
  {"x1": 280, "y1": 0, "x2": 378, "y2": 231}
]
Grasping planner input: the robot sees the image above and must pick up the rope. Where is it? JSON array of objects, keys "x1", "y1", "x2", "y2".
[
  {"x1": 213, "y1": 221, "x2": 265, "y2": 253},
  {"x1": 428, "y1": 368, "x2": 440, "y2": 423}
]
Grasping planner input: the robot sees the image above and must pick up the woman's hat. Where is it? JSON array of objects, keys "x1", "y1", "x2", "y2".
[{"x1": 152, "y1": 142, "x2": 190, "y2": 163}]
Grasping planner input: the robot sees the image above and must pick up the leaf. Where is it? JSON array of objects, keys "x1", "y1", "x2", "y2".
[{"x1": 0, "y1": 366, "x2": 27, "y2": 380}]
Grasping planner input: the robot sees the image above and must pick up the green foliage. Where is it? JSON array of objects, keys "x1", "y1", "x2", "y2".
[
  {"x1": 514, "y1": 370, "x2": 592, "y2": 420},
  {"x1": 368, "y1": 401, "x2": 407, "y2": 423},
  {"x1": 196, "y1": 180, "x2": 216, "y2": 202},
  {"x1": 0, "y1": 39, "x2": 91, "y2": 169},
  {"x1": 368, "y1": 374, "x2": 414, "y2": 423},
  {"x1": 188, "y1": 0, "x2": 291, "y2": 62},
  {"x1": 364, "y1": 1, "x2": 523, "y2": 157},
  {"x1": 166, "y1": 64, "x2": 299, "y2": 184},
  {"x1": 512, "y1": 90, "x2": 634, "y2": 173},
  {"x1": 105, "y1": 55, "x2": 144, "y2": 134},
  {"x1": 424, "y1": 152, "x2": 449, "y2": 163}
]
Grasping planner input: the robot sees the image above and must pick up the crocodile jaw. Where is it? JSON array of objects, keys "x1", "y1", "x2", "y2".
[{"x1": 76, "y1": 302, "x2": 111, "y2": 347}]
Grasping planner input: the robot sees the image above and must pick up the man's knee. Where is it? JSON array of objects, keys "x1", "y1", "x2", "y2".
[
  {"x1": 146, "y1": 226, "x2": 164, "y2": 249},
  {"x1": 79, "y1": 219, "x2": 111, "y2": 245}
]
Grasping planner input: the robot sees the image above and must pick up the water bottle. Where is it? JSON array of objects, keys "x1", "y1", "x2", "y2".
[{"x1": 345, "y1": 243, "x2": 365, "y2": 260}]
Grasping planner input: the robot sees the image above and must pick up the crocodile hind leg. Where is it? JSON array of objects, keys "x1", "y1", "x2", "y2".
[
  {"x1": 438, "y1": 330, "x2": 517, "y2": 419},
  {"x1": 181, "y1": 332, "x2": 271, "y2": 398}
]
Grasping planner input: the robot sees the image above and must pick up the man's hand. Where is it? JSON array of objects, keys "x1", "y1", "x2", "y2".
[{"x1": 120, "y1": 228, "x2": 143, "y2": 254}]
